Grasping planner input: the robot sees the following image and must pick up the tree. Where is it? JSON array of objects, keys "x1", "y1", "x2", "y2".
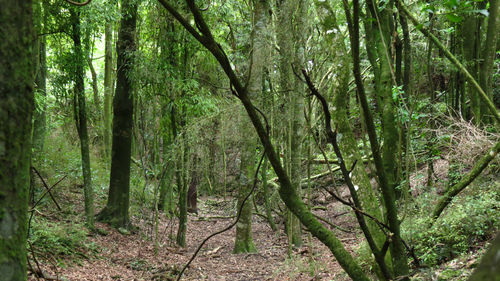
[
  {"x1": 103, "y1": 14, "x2": 114, "y2": 161},
  {"x1": 33, "y1": 1, "x2": 48, "y2": 155},
  {"x1": 0, "y1": 1, "x2": 34, "y2": 280},
  {"x1": 479, "y1": 0, "x2": 500, "y2": 123},
  {"x1": 97, "y1": 0, "x2": 139, "y2": 228},
  {"x1": 276, "y1": 0, "x2": 305, "y2": 248},
  {"x1": 158, "y1": 1, "x2": 370, "y2": 279},
  {"x1": 70, "y1": 8, "x2": 95, "y2": 229},
  {"x1": 233, "y1": 0, "x2": 270, "y2": 254}
]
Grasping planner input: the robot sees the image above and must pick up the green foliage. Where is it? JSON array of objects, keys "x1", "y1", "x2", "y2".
[
  {"x1": 29, "y1": 217, "x2": 95, "y2": 259},
  {"x1": 402, "y1": 183, "x2": 499, "y2": 266}
]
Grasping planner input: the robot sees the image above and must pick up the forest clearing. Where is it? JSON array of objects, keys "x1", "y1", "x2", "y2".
[{"x1": 1, "y1": 0, "x2": 500, "y2": 280}]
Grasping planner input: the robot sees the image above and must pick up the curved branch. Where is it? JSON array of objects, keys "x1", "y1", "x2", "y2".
[
  {"x1": 432, "y1": 139, "x2": 500, "y2": 221},
  {"x1": 64, "y1": 0, "x2": 92, "y2": 6}
]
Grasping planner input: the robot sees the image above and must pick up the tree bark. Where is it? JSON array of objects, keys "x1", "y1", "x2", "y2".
[
  {"x1": 97, "y1": 0, "x2": 138, "y2": 229},
  {"x1": 233, "y1": 0, "x2": 270, "y2": 253},
  {"x1": 103, "y1": 21, "x2": 114, "y2": 161},
  {"x1": 33, "y1": 1, "x2": 47, "y2": 155},
  {"x1": 71, "y1": 9, "x2": 95, "y2": 229},
  {"x1": 479, "y1": 0, "x2": 500, "y2": 124},
  {"x1": 0, "y1": 1, "x2": 33, "y2": 280}
]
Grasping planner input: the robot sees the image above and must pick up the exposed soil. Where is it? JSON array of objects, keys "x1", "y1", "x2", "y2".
[{"x1": 28, "y1": 194, "x2": 361, "y2": 281}]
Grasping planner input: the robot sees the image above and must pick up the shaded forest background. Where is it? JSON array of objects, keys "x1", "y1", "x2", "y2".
[{"x1": 0, "y1": 0, "x2": 499, "y2": 280}]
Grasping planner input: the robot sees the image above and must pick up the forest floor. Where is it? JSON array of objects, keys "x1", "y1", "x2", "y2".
[{"x1": 28, "y1": 190, "x2": 359, "y2": 281}]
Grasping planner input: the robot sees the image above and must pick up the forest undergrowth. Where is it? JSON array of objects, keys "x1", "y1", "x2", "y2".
[{"x1": 27, "y1": 114, "x2": 499, "y2": 281}]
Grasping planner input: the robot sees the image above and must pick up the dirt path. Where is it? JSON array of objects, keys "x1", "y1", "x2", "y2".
[{"x1": 29, "y1": 197, "x2": 359, "y2": 281}]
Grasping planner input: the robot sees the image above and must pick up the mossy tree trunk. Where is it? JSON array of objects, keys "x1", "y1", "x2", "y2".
[
  {"x1": 276, "y1": 0, "x2": 303, "y2": 248},
  {"x1": 71, "y1": 9, "x2": 95, "y2": 229},
  {"x1": 345, "y1": 0, "x2": 409, "y2": 278},
  {"x1": 0, "y1": 1, "x2": 33, "y2": 280},
  {"x1": 158, "y1": 15, "x2": 176, "y2": 214},
  {"x1": 233, "y1": 0, "x2": 270, "y2": 254},
  {"x1": 479, "y1": 0, "x2": 499, "y2": 124},
  {"x1": 158, "y1": 0, "x2": 371, "y2": 279},
  {"x1": 33, "y1": 1, "x2": 47, "y2": 156},
  {"x1": 103, "y1": 20, "x2": 114, "y2": 162},
  {"x1": 317, "y1": 1, "x2": 388, "y2": 273},
  {"x1": 97, "y1": 0, "x2": 138, "y2": 229},
  {"x1": 366, "y1": 0, "x2": 401, "y2": 200}
]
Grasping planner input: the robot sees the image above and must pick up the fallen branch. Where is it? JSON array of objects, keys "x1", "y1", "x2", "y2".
[
  {"x1": 31, "y1": 167, "x2": 65, "y2": 211},
  {"x1": 313, "y1": 214, "x2": 353, "y2": 233},
  {"x1": 432, "y1": 139, "x2": 500, "y2": 220}
]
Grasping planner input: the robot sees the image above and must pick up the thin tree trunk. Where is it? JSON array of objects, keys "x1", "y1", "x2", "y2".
[
  {"x1": 479, "y1": 0, "x2": 500, "y2": 123},
  {"x1": 344, "y1": 0, "x2": 410, "y2": 278},
  {"x1": 103, "y1": 21, "x2": 114, "y2": 161},
  {"x1": 71, "y1": 9, "x2": 94, "y2": 229},
  {"x1": 176, "y1": 126, "x2": 188, "y2": 247},
  {"x1": 33, "y1": 1, "x2": 47, "y2": 155}
]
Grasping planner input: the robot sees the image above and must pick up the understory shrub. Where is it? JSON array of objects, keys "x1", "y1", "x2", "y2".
[
  {"x1": 402, "y1": 182, "x2": 499, "y2": 266},
  {"x1": 29, "y1": 217, "x2": 94, "y2": 258}
]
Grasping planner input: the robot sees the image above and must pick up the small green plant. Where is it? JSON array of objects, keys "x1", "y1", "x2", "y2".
[{"x1": 29, "y1": 217, "x2": 93, "y2": 259}]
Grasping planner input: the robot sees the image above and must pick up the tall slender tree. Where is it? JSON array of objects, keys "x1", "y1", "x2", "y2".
[
  {"x1": 479, "y1": 0, "x2": 499, "y2": 123},
  {"x1": 97, "y1": 0, "x2": 139, "y2": 228},
  {"x1": 233, "y1": 0, "x2": 270, "y2": 253},
  {"x1": 33, "y1": 1, "x2": 47, "y2": 155},
  {"x1": 70, "y1": 8, "x2": 95, "y2": 229}
]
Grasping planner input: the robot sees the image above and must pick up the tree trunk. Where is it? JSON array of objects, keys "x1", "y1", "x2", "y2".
[
  {"x1": 97, "y1": 0, "x2": 138, "y2": 229},
  {"x1": 103, "y1": 21, "x2": 114, "y2": 161},
  {"x1": 176, "y1": 131, "x2": 188, "y2": 247},
  {"x1": 276, "y1": 0, "x2": 303, "y2": 249},
  {"x1": 346, "y1": 1, "x2": 409, "y2": 278},
  {"x1": 187, "y1": 157, "x2": 198, "y2": 214},
  {"x1": 0, "y1": 1, "x2": 33, "y2": 280},
  {"x1": 71, "y1": 9, "x2": 95, "y2": 229},
  {"x1": 233, "y1": 0, "x2": 270, "y2": 254},
  {"x1": 479, "y1": 0, "x2": 500, "y2": 124},
  {"x1": 33, "y1": 1, "x2": 47, "y2": 155}
]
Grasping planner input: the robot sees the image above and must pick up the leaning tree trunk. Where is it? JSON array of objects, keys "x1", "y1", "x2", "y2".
[
  {"x1": 346, "y1": 0, "x2": 409, "y2": 278},
  {"x1": 315, "y1": 1, "x2": 389, "y2": 274},
  {"x1": 97, "y1": 0, "x2": 138, "y2": 229},
  {"x1": 0, "y1": 1, "x2": 33, "y2": 280},
  {"x1": 71, "y1": 9, "x2": 95, "y2": 229},
  {"x1": 158, "y1": 0, "x2": 371, "y2": 279}
]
